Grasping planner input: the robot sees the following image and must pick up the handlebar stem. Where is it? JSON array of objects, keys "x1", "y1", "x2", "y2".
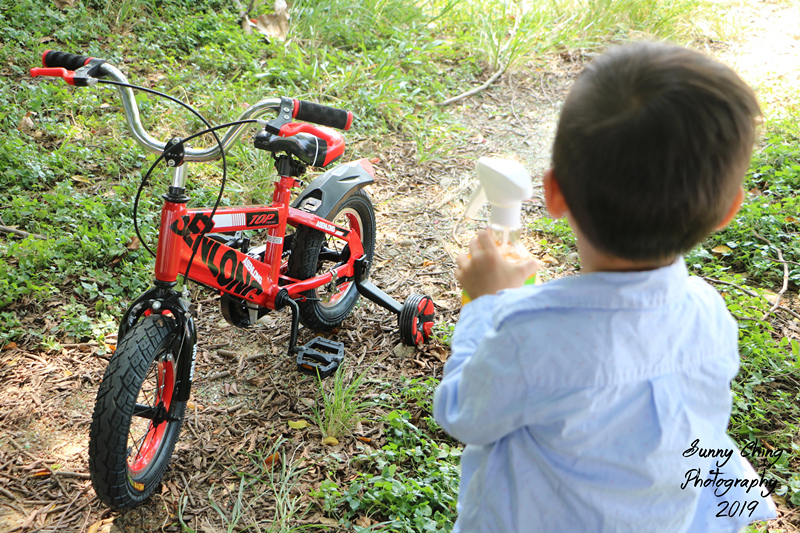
[
  {"x1": 99, "y1": 63, "x2": 281, "y2": 162},
  {"x1": 171, "y1": 164, "x2": 188, "y2": 189}
]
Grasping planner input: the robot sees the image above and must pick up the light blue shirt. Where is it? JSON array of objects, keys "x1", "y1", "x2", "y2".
[{"x1": 433, "y1": 259, "x2": 777, "y2": 533}]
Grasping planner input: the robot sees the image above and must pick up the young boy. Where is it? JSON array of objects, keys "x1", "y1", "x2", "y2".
[{"x1": 433, "y1": 41, "x2": 777, "y2": 532}]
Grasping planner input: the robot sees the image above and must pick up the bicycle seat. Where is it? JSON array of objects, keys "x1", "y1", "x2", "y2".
[{"x1": 254, "y1": 122, "x2": 344, "y2": 168}]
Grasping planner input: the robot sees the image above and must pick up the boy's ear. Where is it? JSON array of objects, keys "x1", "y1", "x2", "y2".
[
  {"x1": 715, "y1": 186, "x2": 745, "y2": 230},
  {"x1": 543, "y1": 168, "x2": 569, "y2": 219}
]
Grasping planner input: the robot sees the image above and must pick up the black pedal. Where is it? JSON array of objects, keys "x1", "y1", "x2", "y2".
[{"x1": 296, "y1": 337, "x2": 345, "y2": 378}]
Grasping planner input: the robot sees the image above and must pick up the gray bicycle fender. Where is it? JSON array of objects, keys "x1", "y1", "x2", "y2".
[{"x1": 291, "y1": 158, "x2": 375, "y2": 220}]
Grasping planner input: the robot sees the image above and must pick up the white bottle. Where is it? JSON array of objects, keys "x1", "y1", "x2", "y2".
[{"x1": 462, "y1": 157, "x2": 538, "y2": 304}]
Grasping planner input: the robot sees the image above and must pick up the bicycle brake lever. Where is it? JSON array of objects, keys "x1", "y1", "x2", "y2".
[
  {"x1": 30, "y1": 66, "x2": 100, "y2": 86},
  {"x1": 30, "y1": 58, "x2": 106, "y2": 86}
]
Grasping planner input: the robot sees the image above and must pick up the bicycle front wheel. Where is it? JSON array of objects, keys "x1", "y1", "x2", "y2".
[
  {"x1": 89, "y1": 314, "x2": 187, "y2": 509},
  {"x1": 287, "y1": 189, "x2": 376, "y2": 330}
]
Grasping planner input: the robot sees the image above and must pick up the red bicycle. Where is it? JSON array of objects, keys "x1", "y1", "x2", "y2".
[{"x1": 31, "y1": 51, "x2": 435, "y2": 510}]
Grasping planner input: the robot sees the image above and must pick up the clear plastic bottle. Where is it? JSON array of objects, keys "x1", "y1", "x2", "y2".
[
  {"x1": 461, "y1": 224, "x2": 538, "y2": 304},
  {"x1": 461, "y1": 158, "x2": 539, "y2": 305}
]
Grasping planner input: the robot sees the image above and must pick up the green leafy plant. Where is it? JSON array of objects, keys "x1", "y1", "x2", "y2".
[
  {"x1": 431, "y1": 322, "x2": 456, "y2": 346},
  {"x1": 685, "y1": 114, "x2": 800, "y2": 510},
  {"x1": 314, "y1": 410, "x2": 460, "y2": 532}
]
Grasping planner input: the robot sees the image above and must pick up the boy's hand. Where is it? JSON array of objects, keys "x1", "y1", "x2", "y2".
[{"x1": 456, "y1": 230, "x2": 541, "y2": 301}]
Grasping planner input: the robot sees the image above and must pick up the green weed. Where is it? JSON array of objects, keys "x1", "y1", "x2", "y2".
[
  {"x1": 686, "y1": 115, "x2": 800, "y2": 508},
  {"x1": 313, "y1": 410, "x2": 460, "y2": 532},
  {"x1": 313, "y1": 362, "x2": 373, "y2": 441},
  {"x1": 431, "y1": 322, "x2": 456, "y2": 346}
]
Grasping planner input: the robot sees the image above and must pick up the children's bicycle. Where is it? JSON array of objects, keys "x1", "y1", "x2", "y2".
[{"x1": 30, "y1": 51, "x2": 436, "y2": 510}]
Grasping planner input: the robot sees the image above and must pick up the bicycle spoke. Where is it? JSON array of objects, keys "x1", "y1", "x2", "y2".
[{"x1": 128, "y1": 428, "x2": 148, "y2": 463}]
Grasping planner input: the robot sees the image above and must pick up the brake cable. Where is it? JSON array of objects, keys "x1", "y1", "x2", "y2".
[{"x1": 96, "y1": 79, "x2": 258, "y2": 285}]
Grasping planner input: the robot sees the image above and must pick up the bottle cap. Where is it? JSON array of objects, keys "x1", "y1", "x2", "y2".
[{"x1": 464, "y1": 157, "x2": 532, "y2": 228}]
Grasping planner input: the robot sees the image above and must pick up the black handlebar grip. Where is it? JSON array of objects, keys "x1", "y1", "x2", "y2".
[
  {"x1": 293, "y1": 99, "x2": 353, "y2": 131},
  {"x1": 42, "y1": 50, "x2": 91, "y2": 71}
]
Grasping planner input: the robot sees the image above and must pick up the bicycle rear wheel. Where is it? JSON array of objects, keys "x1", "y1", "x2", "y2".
[
  {"x1": 89, "y1": 314, "x2": 187, "y2": 509},
  {"x1": 287, "y1": 189, "x2": 375, "y2": 330}
]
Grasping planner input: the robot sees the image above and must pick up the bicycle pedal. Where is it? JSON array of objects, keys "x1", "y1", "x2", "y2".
[{"x1": 295, "y1": 337, "x2": 345, "y2": 379}]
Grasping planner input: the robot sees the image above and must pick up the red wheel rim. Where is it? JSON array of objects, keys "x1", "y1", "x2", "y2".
[
  {"x1": 128, "y1": 357, "x2": 175, "y2": 476},
  {"x1": 319, "y1": 209, "x2": 363, "y2": 308}
]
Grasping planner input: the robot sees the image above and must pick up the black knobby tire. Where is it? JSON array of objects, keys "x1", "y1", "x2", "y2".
[
  {"x1": 89, "y1": 314, "x2": 187, "y2": 510},
  {"x1": 287, "y1": 189, "x2": 375, "y2": 330}
]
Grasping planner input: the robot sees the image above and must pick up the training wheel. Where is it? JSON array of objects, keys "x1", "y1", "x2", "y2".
[{"x1": 399, "y1": 294, "x2": 435, "y2": 347}]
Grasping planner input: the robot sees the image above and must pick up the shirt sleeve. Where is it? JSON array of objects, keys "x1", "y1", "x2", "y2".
[{"x1": 433, "y1": 294, "x2": 533, "y2": 446}]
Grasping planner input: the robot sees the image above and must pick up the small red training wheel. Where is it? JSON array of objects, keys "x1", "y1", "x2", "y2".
[{"x1": 399, "y1": 294, "x2": 435, "y2": 347}]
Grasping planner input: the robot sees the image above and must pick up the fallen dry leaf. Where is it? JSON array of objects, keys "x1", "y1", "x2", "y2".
[
  {"x1": 711, "y1": 245, "x2": 733, "y2": 254},
  {"x1": 355, "y1": 516, "x2": 373, "y2": 527},
  {"x1": 288, "y1": 420, "x2": 309, "y2": 429},
  {"x1": 53, "y1": 0, "x2": 78, "y2": 8},
  {"x1": 249, "y1": 0, "x2": 289, "y2": 41},
  {"x1": 17, "y1": 111, "x2": 35, "y2": 134},
  {"x1": 126, "y1": 237, "x2": 141, "y2": 251},
  {"x1": 1, "y1": 342, "x2": 17, "y2": 351},
  {"x1": 263, "y1": 451, "x2": 280, "y2": 468},
  {"x1": 322, "y1": 436, "x2": 339, "y2": 446},
  {"x1": 540, "y1": 254, "x2": 559, "y2": 266}
]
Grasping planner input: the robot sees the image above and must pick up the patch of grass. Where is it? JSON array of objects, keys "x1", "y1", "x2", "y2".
[
  {"x1": 529, "y1": 215, "x2": 579, "y2": 276},
  {"x1": 313, "y1": 362, "x2": 373, "y2": 441},
  {"x1": 686, "y1": 115, "x2": 800, "y2": 510},
  {"x1": 690, "y1": 123, "x2": 800, "y2": 286},
  {"x1": 181, "y1": 439, "x2": 313, "y2": 533},
  {"x1": 312, "y1": 410, "x2": 461, "y2": 532},
  {"x1": 430, "y1": 0, "x2": 714, "y2": 79}
]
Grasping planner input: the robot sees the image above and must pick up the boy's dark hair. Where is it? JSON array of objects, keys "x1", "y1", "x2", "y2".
[{"x1": 551, "y1": 41, "x2": 761, "y2": 262}]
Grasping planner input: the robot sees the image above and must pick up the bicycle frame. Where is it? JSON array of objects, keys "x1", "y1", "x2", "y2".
[
  {"x1": 31, "y1": 48, "x2": 437, "y2": 512},
  {"x1": 155, "y1": 165, "x2": 367, "y2": 309}
]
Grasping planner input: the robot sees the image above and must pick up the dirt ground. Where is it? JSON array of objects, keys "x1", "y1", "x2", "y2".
[{"x1": 2, "y1": 2, "x2": 799, "y2": 531}]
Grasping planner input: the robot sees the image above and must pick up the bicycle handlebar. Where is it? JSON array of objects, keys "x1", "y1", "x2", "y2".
[{"x1": 30, "y1": 51, "x2": 355, "y2": 162}]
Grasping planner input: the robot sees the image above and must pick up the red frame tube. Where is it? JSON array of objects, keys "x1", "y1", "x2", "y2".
[{"x1": 154, "y1": 191, "x2": 366, "y2": 310}]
